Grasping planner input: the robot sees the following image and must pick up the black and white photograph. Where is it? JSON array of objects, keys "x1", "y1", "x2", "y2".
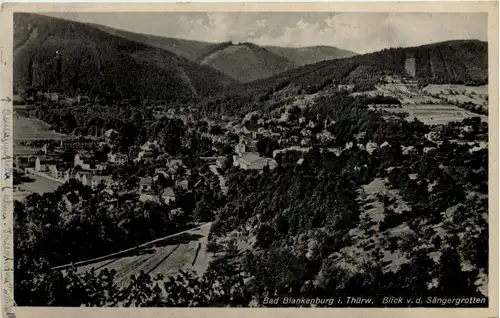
[{"x1": 7, "y1": 7, "x2": 495, "y2": 309}]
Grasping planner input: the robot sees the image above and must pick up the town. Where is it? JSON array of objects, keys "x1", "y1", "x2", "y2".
[{"x1": 12, "y1": 11, "x2": 491, "y2": 308}]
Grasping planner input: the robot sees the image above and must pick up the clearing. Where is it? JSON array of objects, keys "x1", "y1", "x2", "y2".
[
  {"x1": 14, "y1": 114, "x2": 69, "y2": 141},
  {"x1": 369, "y1": 104, "x2": 487, "y2": 125},
  {"x1": 75, "y1": 223, "x2": 213, "y2": 287},
  {"x1": 14, "y1": 174, "x2": 62, "y2": 196}
]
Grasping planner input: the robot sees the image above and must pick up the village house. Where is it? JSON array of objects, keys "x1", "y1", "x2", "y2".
[
  {"x1": 175, "y1": 179, "x2": 189, "y2": 190},
  {"x1": 35, "y1": 156, "x2": 59, "y2": 173},
  {"x1": 41, "y1": 143, "x2": 50, "y2": 155},
  {"x1": 103, "y1": 129, "x2": 119, "y2": 143},
  {"x1": 140, "y1": 141, "x2": 158, "y2": 152},
  {"x1": 300, "y1": 128, "x2": 312, "y2": 137},
  {"x1": 60, "y1": 137, "x2": 99, "y2": 150},
  {"x1": 167, "y1": 158, "x2": 184, "y2": 169},
  {"x1": 107, "y1": 152, "x2": 128, "y2": 165},
  {"x1": 365, "y1": 142, "x2": 378, "y2": 154},
  {"x1": 77, "y1": 95, "x2": 89, "y2": 104},
  {"x1": 300, "y1": 138, "x2": 312, "y2": 146},
  {"x1": 153, "y1": 169, "x2": 171, "y2": 184},
  {"x1": 77, "y1": 172, "x2": 94, "y2": 187},
  {"x1": 161, "y1": 187, "x2": 176, "y2": 204},
  {"x1": 61, "y1": 196, "x2": 74, "y2": 212},
  {"x1": 48, "y1": 164, "x2": 66, "y2": 179},
  {"x1": 273, "y1": 146, "x2": 311, "y2": 159},
  {"x1": 233, "y1": 152, "x2": 277, "y2": 171},
  {"x1": 94, "y1": 163, "x2": 108, "y2": 172},
  {"x1": 216, "y1": 157, "x2": 227, "y2": 169},
  {"x1": 136, "y1": 147, "x2": 156, "y2": 162},
  {"x1": 13, "y1": 155, "x2": 33, "y2": 170},
  {"x1": 74, "y1": 153, "x2": 92, "y2": 170},
  {"x1": 64, "y1": 168, "x2": 79, "y2": 182},
  {"x1": 139, "y1": 193, "x2": 159, "y2": 203},
  {"x1": 139, "y1": 177, "x2": 153, "y2": 193},
  {"x1": 425, "y1": 131, "x2": 443, "y2": 145},
  {"x1": 60, "y1": 193, "x2": 80, "y2": 212},
  {"x1": 401, "y1": 145, "x2": 417, "y2": 155},
  {"x1": 316, "y1": 131, "x2": 335, "y2": 143}
]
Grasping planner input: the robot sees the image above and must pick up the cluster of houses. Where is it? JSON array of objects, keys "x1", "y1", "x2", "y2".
[
  {"x1": 232, "y1": 136, "x2": 278, "y2": 171},
  {"x1": 17, "y1": 149, "x2": 185, "y2": 205}
]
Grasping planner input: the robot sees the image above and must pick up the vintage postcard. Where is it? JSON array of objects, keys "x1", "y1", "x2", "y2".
[{"x1": 0, "y1": 2, "x2": 498, "y2": 318}]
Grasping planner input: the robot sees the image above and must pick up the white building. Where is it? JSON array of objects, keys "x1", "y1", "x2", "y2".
[
  {"x1": 233, "y1": 152, "x2": 277, "y2": 171},
  {"x1": 161, "y1": 187, "x2": 176, "y2": 204},
  {"x1": 107, "y1": 153, "x2": 128, "y2": 165}
]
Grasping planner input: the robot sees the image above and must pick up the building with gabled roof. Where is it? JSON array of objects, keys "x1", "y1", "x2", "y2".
[{"x1": 161, "y1": 187, "x2": 176, "y2": 204}]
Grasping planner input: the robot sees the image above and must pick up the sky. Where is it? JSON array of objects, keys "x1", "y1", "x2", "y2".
[{"x1": 45, "y1": 12, "x2": 488, "y2": 54}]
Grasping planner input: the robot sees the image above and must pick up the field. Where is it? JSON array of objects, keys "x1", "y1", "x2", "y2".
[
  {"x1": 351, "y1": 76, "x2": 488, "y2": 114},
  {"x1": 423, "y1": 84, "x2": 488, "y2": 107},
  {"x1": 14, "y1": 114, "x2": 69, "y2": 141},
  {"x1": 13, "y1": 144, "x2": 42, "y2": 156},
  {"x1": 76, "y1": 223, "x2": 213, "y2": 287},
  {"x1": 369, "y1": 104, "x2": 488, "y2": 126},
  {"x1": 15, "y1": 174, "x2": 62, "y2": 196}
]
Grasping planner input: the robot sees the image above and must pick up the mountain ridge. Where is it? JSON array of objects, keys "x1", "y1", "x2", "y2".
[
  {"x1": 13, "y1": 13, "x2": 235, "y2": 101},
  {"x1": 65, "y1": 20, "x2": 359, "y2": 82}
]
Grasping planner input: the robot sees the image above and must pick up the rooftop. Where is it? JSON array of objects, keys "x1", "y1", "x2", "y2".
[
  {"x1": 139, "y1": 177, "x2": 153, "y2": 185},
  {"x1": 239, "y1": 152, "x2": 263, "y2": 164},
  {"x1": 93, "y1": 175, "x2": 113, "y2": 182},
  {"x1": 162, "y1": 187, "x2": 175, "y2": 197}
]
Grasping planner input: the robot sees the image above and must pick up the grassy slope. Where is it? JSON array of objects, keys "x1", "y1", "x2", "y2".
[
  {"x1": 196, "y1": 42, "x2": 298, "y2": 82},
  {"x1": 264, "y1": 45, "x2": 357, "y2": 66}
]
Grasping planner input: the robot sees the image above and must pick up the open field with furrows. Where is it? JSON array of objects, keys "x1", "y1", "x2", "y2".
[
  {"x1": 369, "y1": 104, "x2": 488, "y2": 125},
  {"x1": 423, "y1": 84, "x2": 488, "y2": 107},
  {"x1": 352, "y1": 77, "x2": 488, "y2": 109},
  {"x1": 14, "y1": 114, "x2": 69, "y2": 141},
  {"x1": 13, "y1": 144, "x2": 42, "y2": 156},
  {"x1": 75, "y1": 223, "x2": 213, "y2": 287}
]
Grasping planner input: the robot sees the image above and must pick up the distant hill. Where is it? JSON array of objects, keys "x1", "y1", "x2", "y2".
[
  {"x1": 264, "y1": 45, "x2": 357, "y2": 66},
  {"x1": 195, "y1": 42, "x2": 298, "y2": 82},
  {"x1": 254, "y1": 39, "x2": 488, "y2": 91},
  {"x1": 89, "y1": 23, "x2": 219, "y2": 62},
  {"x1": 196, "y1": 39, "x2": 489, "y2": 116},
  {"x1": 13, "y1": 13, "x2": 235, "y2": 101},
  {"x1": 86, "y1": 24, "x2": 357, "y2": 82}
]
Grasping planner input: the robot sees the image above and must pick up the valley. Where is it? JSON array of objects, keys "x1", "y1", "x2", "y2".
[{"x1": 12, "y1": 12, "x2": 490, "y2": 308}]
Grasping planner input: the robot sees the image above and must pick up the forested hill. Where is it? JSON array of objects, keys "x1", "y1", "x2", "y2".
[
  {"x1": 196, "y1": 39, "x2": 488, "y2": 117},
  {"x1": 78, "y1": 23, "x2": 357, "y2": 82},
  {"x1": 13, "y1": 13, "x2": 235, "y2": 102},
  {"x1": 257, "y1": 39, "x2": 488, "y2": 89},
  {"x1": 90, "y1": 23, "x2": 220, "y2": 62}
]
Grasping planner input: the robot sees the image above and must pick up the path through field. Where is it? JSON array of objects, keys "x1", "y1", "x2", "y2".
[{"x1": 75, "y1": 223, "x2": 213, "y2": 287}]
